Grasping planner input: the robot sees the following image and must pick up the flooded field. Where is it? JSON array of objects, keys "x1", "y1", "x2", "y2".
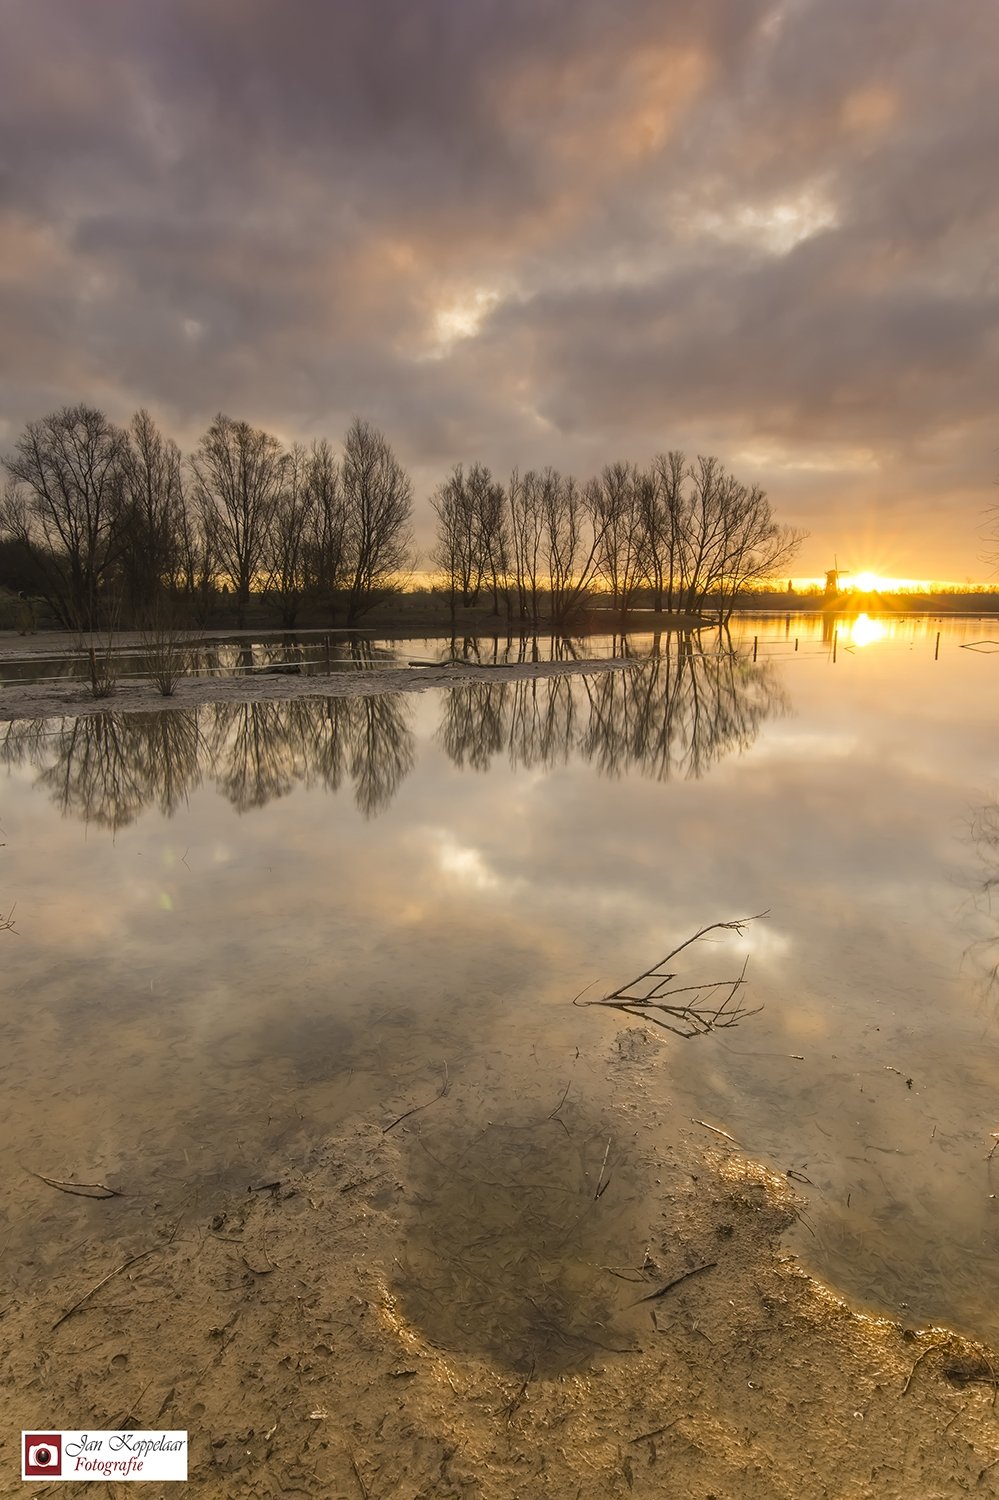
[{"x1": 2, "y1": 613, "x2": 999, "y2": 1492}]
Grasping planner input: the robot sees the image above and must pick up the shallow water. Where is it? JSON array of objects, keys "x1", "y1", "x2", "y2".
[{"x1": 2, "y1": 613, "x2": 999, "y2": 1361}]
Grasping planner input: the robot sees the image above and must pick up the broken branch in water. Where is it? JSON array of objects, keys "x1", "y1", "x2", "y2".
[
  {"x1": 631, "y1": 1261, "x2": 718, "y2": 1306},
  {"x1": 25, "y1": 1167, "x2": 121, "y2": 1199},
  {"x1": 690, "y1": 1119, "x2": 741, "y2": 1146},
  {"x1": 593, "y1": 1137, "x2": 612, "y2": 1200},
  {"x1": 383, "y1": 1060, "x2": 450, "y2": 1133},
  {"x1": 52, "y1": 1248, "x2": 158, "y2": 1331},
  {"x1": 574, "y1": 914, "x2": 768, "y2": 1038}
]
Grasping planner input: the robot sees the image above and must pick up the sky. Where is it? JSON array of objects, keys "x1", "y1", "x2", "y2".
[{"x1": 2, "y1": 0, "x2": 998, "y2": 583}]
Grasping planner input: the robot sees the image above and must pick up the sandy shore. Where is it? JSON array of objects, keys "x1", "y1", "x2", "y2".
[{"x1": 0, "y1": 1026, "x2": 995, "y2": 1498}]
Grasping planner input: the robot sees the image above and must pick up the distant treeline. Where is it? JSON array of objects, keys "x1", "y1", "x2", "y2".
[{"x1": 0, "y1": 403, "x2": 804, "y2": 632}]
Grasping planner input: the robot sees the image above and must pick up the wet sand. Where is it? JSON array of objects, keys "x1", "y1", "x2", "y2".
[{"x1": 1, "y1": 1026, "x2": 996, "y2": 1498}]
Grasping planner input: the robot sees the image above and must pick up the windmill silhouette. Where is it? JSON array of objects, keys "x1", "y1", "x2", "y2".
[{"x1": 824, "y1": 554, "x2": 856, "y2": 597}]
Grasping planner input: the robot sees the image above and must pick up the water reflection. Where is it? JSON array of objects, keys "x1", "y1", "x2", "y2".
[
  {"x1": 0, "y1": 713, "x2": 202, "y2": 830},
  {"x1": 439, "y1": 636, "x2": 786, "y2": 780},
  {"x1": 961, "y1": 798, "x2": 999, "y2": 1010},
  {"x1": 5, "y1": 616, "x2": 999, "y2": 1352},
  {"x1": 0, "y1": 642, "x2": 784, "y2": 828},
  {"x1": 0, "y1": 695, "x2": 416, "y2": 827}
]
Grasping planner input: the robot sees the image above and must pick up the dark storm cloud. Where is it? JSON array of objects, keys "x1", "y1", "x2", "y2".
[{"x1": 1, "y1": 0, "x2": 997, "y2": 575}]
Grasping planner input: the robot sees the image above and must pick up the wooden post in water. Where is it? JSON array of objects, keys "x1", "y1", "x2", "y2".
[
  {"x1": 753, "y1": 635, "x2": 758, "y2": 662},
  {"x1": 934, "y1": 631, "x2": 940, "y2": 661},
  {"x1": 794, "y1": 638, "x2": 799, "y2": 652},
  {"x1": 832, "y1": 629, "x2": 838, "y2": 663}
]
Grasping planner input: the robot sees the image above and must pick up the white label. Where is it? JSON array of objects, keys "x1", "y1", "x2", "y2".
[{"x1": 22, "y1": 1431, "x2": 188, "y2": 1482}]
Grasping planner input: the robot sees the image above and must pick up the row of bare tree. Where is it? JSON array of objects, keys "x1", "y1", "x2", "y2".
[
  {"x1": 0, "y1": 403, "x2": 804, "y2": 633},
  {"x1": 1, "y1": 405, "x2": 413, "y2": 630},
  {"x1": 433, "y1": 454, "x2": 805, "y2": 626}
]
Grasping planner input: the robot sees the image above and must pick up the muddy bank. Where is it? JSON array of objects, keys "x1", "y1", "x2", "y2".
[
  {"x1": 0, "y1": 653, "x2": 638, "y2": 724},
  {"x1": 1, "y1": 1028, "x2": 995, "y2": 1498}
]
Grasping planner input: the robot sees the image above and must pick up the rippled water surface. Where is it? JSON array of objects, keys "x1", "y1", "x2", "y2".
[{"x1": 2, "y1": 613, "x2": 998, "y2": 1351}]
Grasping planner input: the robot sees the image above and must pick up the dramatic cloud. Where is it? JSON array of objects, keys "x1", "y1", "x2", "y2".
[{"x1": 2, "y1": 0, "x2": 997, "y2": 577}]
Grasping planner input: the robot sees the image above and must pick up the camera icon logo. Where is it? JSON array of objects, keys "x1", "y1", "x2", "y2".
[{"x1": 23, "y1": 1434, "x2": 62, "y2": 1477}]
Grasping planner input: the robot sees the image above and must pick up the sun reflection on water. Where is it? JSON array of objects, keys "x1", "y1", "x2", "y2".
[{"x1": 847, "y1": 613, "x2": 887, "y2": 648}]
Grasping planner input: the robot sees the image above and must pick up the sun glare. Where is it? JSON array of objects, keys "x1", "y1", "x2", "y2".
[
  {"x1": 848, "y1": 614, "x2": 887, "y2": 648},
  {"x1": 851, "y1": 570, "x2": 880, "y2": 592}
]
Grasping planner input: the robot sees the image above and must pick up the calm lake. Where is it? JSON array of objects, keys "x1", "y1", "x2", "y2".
[{"x1": 2, "y1": 612, "x2": 998, "y2": 1359}]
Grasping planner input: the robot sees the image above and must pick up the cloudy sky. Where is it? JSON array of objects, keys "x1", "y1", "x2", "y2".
[{"x1": 2, "y1": 0, "x2": 997, "y2": 581}]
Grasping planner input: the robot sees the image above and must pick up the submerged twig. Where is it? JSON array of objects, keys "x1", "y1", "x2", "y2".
[
  {"x1": 594, "y1": 1137, "x2": 612, "y2": 1200},
  {"x1": 631, "y1": 1261, "x2": 718, "y2": 1306},
  {"x1": 630, "y1": 1418, "x2": 682, "y2": 1444},
  {"x1": 383, "y1": 1060, "x2": 450, "y2": 1133},
  {"x1": 348, "y1": 1450, "x2": 369, "y2": 1500},
  {"x1": 502, "y1": 1359, "x2": 536, "y2": 1423},
  {"x1": 52, "y1": 1248, "x2": 158, "y2": 1331},
  {"x1": 690, "y1": 1119, "x2": 741, "y2": 1146},
  {"x1": 574, "y1": 915, "x2": 768, "y2": 1038},
  {"x1": 548, "y1": 1079, "x2": 572, "y2": 1119},
  {"x1": 25, "y1": 1167, "x2": 121, "y2": 1199}
]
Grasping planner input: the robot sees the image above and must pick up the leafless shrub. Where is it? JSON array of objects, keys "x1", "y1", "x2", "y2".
[
  {"x1": 1, "y1": 903, "x2": 16, "y2": 934},
  {"x1": 87, "y1": 634, "x2": 118, "y2": 698},
  {"x1": 574, "y1": 913, "x2": 768, "y2": 1038},
  {"x1": 141, "y1": 609, "x2": 192, "y2": 697}
]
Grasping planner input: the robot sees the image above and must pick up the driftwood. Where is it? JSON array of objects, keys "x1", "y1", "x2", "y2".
[
  {"x1": 574, "y1": 915, "x2": 767, "y2": 1038},
  {"x1": 25, "y1": 1167, "x2": 120, "y2": 1199}
]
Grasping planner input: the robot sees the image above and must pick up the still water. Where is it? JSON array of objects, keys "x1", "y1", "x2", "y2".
[{"x1": 1, "y1": 613, "x2": 998, "y2": 1357}]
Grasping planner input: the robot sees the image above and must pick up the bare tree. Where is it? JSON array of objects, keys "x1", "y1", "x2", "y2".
[
  {"x1": 508, "y1": 468, "x2": 545, "y2": 623},
  {"x1": 430, "y1": 462, "x2": 506, "y2": 620},
  {"x1": 263, "y1": 443, "x2": 315, "y2": 627},
  {"x1": 3, "y1": 404, "x2": 130, "y2": 629},
  {"x1": 478, "y1": 471, "x2": 512, "y2": 617},
  {"x1": 431, "y1": 464, "x2": 483, "y2": 620},
  {"x1": 714, "y1": 484, "x2": 806, "y2": 623},
  {"x1": 591, "y1": 461, "x2": 647, "y2": 614},
  {"x1": 302, "y1": 438, "x2": 347, "y2": 621},
  {"x1": 541, "y1": 468, "x2": 606, "y2": 628},
  {"x1": 341, "y1": 418, "x2": 413, "y2": 623},
  {"x1": 176, "y1": 485, "x2": 218, "y2": 625},
  {"x1": 189, "y1": 414, "x2": 285, "y2": 627},
  {"x1": 642, "y1": 451, "x2": 688, "y2": 613},
  {"x1": 119, "y1": 409, "x2": 185, "y2": 615}
]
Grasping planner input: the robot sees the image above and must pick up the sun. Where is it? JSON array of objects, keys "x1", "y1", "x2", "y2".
[{"x1": 851, "y1": 570, "x2": 882, "y2": 591}]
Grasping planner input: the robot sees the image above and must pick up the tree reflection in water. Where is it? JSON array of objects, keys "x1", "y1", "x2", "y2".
[
  {"x1": 0, "y1": 712, "x2": 203, "y2": 831},
  {"x1": 437, "y1": 633, "x2": 786, "y2": 780},
  {"x1": 0, "y1": 637, "x2": 783, "y2": 829},
  {"x1": 963, "y1": 798, "x2": 999, "y2": 1012},
  {"x1": 0, "y1": 694, "x2": 416, "y2": 828}
]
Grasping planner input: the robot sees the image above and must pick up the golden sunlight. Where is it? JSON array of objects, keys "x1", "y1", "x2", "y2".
[
  {"x1": 851, "y1": 571, "x2": 879, "y2": 591},
  {"x1": 845, "y1": 571, "x2": 934, "y2": 593},
  {"x1": 847, "y1": 613, "x2": 887, "y2": 648}
]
